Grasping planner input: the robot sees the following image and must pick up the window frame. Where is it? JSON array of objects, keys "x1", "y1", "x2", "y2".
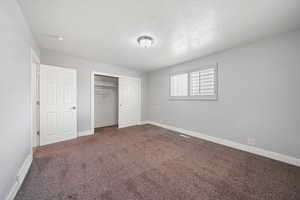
[{"x1": 169, "y1": 64, "x2": 218, "y2": 101}]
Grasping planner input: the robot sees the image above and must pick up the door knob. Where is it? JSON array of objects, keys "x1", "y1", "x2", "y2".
[{"x1": 71, "y1": 106, "x2": 76, "y2": 110}]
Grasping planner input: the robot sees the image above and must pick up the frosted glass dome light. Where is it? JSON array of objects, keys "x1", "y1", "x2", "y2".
[{"x1": 137, "y1": 35, "x2": 154, "y2": 48}]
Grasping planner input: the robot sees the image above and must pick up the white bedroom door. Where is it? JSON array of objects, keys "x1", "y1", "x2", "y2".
[
  {"x1": 40, "y1": 65, "x2": 77, "y2": 146},
  {"x1": 118, "y1": 77, "x2": 141, "y2": 128}
]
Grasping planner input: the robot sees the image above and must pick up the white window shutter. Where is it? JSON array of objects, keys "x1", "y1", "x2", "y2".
[
  {"x1": 170, "y1": 73, "x2": 188, "y2": 96},
  {"x1": 170, "y1": 65, "x2": 217, "y2": 100},
  {"x1": 190, "y1": 71, "x2": 200, "y2": 96},
  {"x1": 190, "y1": 68, "x2": 216, "y2": 96}
]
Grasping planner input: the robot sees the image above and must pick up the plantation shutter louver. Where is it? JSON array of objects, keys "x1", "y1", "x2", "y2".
[
  {"x1": 190, "y1": 68, "x2": 216, "y2": 96},
  {"x1": 170, "y1": 73, "x2": 188, "y2": 97}
]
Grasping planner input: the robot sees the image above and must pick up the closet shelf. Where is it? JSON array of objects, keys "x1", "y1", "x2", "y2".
[{"x1": 94, "y1": 82, "x2": 117, "y2": 88}]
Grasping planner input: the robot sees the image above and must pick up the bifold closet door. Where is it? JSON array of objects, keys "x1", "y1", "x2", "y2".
[
  {"x1": 40, "y1": 65, "x2": 77, "y2": 146},
  {"x1": 118, "y1": 77, "x2": 141, "y2": 128}
]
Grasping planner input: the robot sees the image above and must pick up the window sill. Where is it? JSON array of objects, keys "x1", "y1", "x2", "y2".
[{"x1": 169, "y1": 96, "x2": 218, "y2": 101}]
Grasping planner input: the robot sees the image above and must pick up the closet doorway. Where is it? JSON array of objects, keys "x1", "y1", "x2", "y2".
[
  {"x1": 91, "y1": 72, "x2": 141, "y2": 134},
  {"x1": 94, "y1": 75, "x2": 118, "y2": 130}
]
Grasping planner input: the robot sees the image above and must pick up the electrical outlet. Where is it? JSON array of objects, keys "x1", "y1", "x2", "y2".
[{"x1": 247, "y1": 138, "x2": 256, "y2": 146}]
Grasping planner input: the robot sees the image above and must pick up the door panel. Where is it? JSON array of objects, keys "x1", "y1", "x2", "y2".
[
  {"x1": 118, "y1": 77, "x2": 141, "y2": 128},
  {"x1": 47, "y1": 85, "x2": 56, "y2": 105},
  {"x1": 40, "y1": 65, "x2": 77, "y2": 145},
  {"x1": 46, "y1": 113, "x2": 57, "y2": 135},
  {"x1": 61, "y1": 68, "x2": 77, "y2": 138}
]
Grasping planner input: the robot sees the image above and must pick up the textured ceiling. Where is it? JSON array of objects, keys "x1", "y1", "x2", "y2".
[{"x1": 20, "y1": 0, "x2": 300, "y2": 71}]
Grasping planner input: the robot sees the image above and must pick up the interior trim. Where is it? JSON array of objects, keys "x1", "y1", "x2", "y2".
[
  {"x1": 6, "y1": 154, "x2": 32, "y2": 200},
  {"x1": 78, "y1": 130, "x2": 92, "y2": 137}
]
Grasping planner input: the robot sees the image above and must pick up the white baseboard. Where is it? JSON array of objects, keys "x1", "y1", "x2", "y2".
[
  {"x1": 140, "y1": 121, "x2": 150, "y2": 125},
  {"x1": 78, "y1": 130, "x2": 92, "y2": 137},
  {"x1": 95, "y1": 122, "x2": 117, "y2": 128},
  {"x1": 6, "y1": 154, "x2": 33, "y2": 200},
  {"x1": 145, "y1": 121, "x2": 300, "y2": 167}
]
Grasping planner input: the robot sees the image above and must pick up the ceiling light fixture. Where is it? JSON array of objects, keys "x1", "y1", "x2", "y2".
[{"x1": 137, "y1": 35, "x2": 154, "y2": 48}]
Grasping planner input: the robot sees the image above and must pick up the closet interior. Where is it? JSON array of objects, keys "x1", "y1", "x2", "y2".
[{"x1": 94, "y1": 75, "x2": 118, "y2": 132}]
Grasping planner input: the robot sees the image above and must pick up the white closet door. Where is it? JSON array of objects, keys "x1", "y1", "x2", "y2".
[
  {"x1": 40, "y1": 65, "x2": 77, "y2": 146},
  {"x1": 118, "y1": 77, "x2": 141, "y2": 128}
]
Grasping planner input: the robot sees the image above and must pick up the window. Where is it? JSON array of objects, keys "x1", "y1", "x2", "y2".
[
  {"x1": 190, "y1": 68, "x2": 215, "y2": 96},
  {"x1": 170, "y1": 65, "x2": 217, "y2": 100},
  {"x1": 170, "y1": 73, "x2": 188, "y2": 97}
]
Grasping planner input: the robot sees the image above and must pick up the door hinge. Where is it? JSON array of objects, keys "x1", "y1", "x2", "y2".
[
  {"x1": 37, "y1": 131, "x2": 40, "y2": 135},
  {"x1": 36, "y1": 101, "x2": 40, "y2": 106}
]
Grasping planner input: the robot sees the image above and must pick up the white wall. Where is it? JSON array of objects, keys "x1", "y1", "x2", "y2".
[
  {"x1": 0, "y1": 0, "x2": 39, "y2": 199},
  {"x1": 41, "y1": 49, "x2": 148, "y2": 132},
  {"x1": 147, "y1": 29, "x2": 300, "y2": 159}
]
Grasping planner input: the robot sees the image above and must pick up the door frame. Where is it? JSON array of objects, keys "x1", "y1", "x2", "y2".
[
  {"x1": 30, "y1": 48, "x2": 40, "y2": 150},
  {"x1": 90, "y1": 71, "x2": 141, "y2": 135}
]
